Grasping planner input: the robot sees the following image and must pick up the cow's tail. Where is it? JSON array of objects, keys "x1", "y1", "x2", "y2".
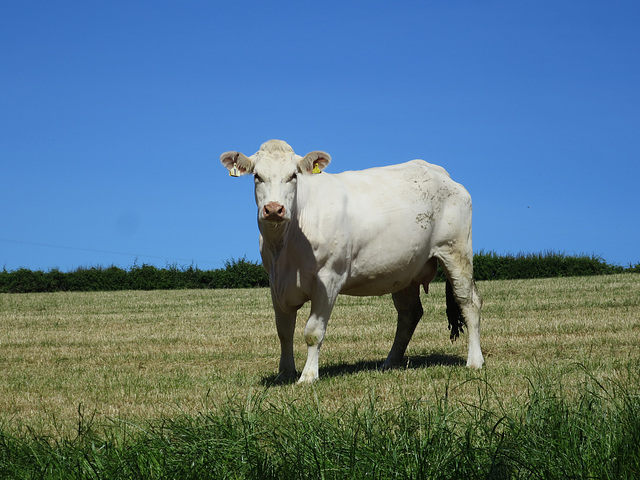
[{"x1": 446, "y1": 279, "x2": 465, "y2": 342}]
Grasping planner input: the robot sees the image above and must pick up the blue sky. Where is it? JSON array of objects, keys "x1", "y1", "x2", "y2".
[{"x1": 1, "y1": 0, "x2": 638, "y2": 272}]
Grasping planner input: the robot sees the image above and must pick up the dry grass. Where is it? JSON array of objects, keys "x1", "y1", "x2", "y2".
[{"x1": 1, "y1": 274, "x2": 638, "y2": 436}]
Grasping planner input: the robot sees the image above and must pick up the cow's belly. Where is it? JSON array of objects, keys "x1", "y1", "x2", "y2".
[
  {"x1": 341, "y1": 275, "x2": 414, "y2": 296},
  {"x1": 340, "y1": 248, "x2": 438, "y2": 296}
]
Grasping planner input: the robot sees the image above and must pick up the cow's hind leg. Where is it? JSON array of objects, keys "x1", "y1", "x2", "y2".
[
  {"x1": 381, "y1": 283, "x2": 423, "y2": 370},
  {"x1": 437, "y1": 248, "x2": 484, "y2": 369}
]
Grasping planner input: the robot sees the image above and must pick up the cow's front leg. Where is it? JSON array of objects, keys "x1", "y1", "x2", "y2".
[
  {"x1": 274, "y1": 307, "x2": 297, "y2": 380},
  {"x1": 298, "y1": 295, "x2": 336, "y2": 384}
]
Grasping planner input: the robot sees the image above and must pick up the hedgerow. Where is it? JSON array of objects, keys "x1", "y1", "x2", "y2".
[
  {"x1": 471, "y1": 250, "x2": 636, "y2": 280},
  {"x1": 0, "y1": 257, "x2": 269, "y2": 293},
  {"x1": 0, "y1": 252, "x2": 637, "y2": 293}
]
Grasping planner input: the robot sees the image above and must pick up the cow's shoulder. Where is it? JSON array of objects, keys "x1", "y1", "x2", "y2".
[{"x1": 405, "y1": 159, "x2": 451, "y2": 178}]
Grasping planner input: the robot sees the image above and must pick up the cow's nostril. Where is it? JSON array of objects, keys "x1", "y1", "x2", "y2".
[{"x1": 263, "y1": 202, "x2": 285, "y2": 220}]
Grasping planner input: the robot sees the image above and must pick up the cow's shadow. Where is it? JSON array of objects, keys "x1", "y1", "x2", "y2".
[{"x1": 261, "y1": 352, "x2": 465, "y2": 386}]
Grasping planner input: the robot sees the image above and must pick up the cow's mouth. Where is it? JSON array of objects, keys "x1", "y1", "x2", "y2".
[{"x1": 260, "y1": 214, "x2": 289, "y2": 225}]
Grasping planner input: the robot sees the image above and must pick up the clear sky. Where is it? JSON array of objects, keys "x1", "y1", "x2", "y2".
[{"x1": 1, "y1": 1, "x2": 638, "y2": 272}]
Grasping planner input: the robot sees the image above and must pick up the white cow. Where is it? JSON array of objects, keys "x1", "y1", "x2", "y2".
[{"x1": 221, "y1": 139, "x2": 483, "y2": 383}]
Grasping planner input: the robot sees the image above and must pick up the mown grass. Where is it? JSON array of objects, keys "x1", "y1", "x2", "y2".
[{"x1": 0, "y1": 274, "x2": 639, "y2": 478}]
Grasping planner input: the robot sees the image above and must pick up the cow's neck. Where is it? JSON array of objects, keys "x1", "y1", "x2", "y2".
[{"x1": 259, "y1": 220, "x2": 292, "y2": 266}]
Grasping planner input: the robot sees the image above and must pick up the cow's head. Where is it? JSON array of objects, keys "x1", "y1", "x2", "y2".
[{"x1": 221, "y1": 140, "x2": 330, "y2": 224}]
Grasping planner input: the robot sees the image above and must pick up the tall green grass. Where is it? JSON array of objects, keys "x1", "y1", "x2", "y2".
[{"x1": 1, "y1": 366, "x2": 638, "y2": 479}]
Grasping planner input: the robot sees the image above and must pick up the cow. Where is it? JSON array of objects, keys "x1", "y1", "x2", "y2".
[{"x1": 220, "y1": 139, "x2": 483, "y2": 383}]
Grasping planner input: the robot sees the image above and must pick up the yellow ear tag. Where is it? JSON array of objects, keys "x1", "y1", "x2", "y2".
[
  {"x1": 229, "y1": 162, "x2": 240, "y2": 177},
  {"x1": 312, "y1": 162, "x2": 321, "y2": 174}
]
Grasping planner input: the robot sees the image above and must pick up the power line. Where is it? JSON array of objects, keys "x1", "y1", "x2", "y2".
[{"x1": 0, "y1": 237, "x2": 220, "y2": 266}]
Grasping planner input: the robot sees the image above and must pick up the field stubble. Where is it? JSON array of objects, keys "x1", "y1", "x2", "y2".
[{"x1": 0, "y1": 274, "x2": 638, "y2": 437}]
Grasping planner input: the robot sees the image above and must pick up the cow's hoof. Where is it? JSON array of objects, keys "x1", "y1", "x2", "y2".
[
  {"x1": 379, "y1": 358, "x2": 402, "y2": 371},
  {"x1": 466, "y1": 358, "x2": 484, "y2": 369},
  {"x1": 297, "y1": 372, "x2": 318, "y2": 384},
  {"x1": 276, "y1": 370, "x2": 298, "y2": 383}
]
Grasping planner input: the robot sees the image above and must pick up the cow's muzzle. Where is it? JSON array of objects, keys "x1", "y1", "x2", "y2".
[{"x1": 262, "y1": 202, "x2": 286, "y2": 222}]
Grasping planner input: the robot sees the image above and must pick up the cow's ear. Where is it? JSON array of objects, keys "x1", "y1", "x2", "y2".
[
  {"x1": 220, "y1": 151, "x2": 254, "y2": 177},
  {"x1": 299, "y1": 151, "x2": 331, "y2": 174}
]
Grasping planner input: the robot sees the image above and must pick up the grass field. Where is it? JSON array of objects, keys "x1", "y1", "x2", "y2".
[{"x1": 1, "y1": 274, "x2": 639, "y2": 477}]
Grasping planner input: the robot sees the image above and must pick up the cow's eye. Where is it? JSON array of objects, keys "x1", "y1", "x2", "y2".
[
  {"x1": 254, "y1": 174, "x2": 263, "y2": 184},
  {"x1": 288, "y1": 172, "x2": 297, "y2": 182}
]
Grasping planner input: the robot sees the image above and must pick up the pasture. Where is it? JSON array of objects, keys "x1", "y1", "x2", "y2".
[{"x1": 0, "y1": 274, "x2": 639, "y2": 477}]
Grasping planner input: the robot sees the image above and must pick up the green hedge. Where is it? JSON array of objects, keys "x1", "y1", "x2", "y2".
[
  {"x1": 0, "y1": 258, "x2": 269, "y2": 294},
  {"x1": 470, "y1": 251, "x2": 636, "y2": 280},
  {"x1": 1, "y1": 253, "x2": 637, "y2": 294}
]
